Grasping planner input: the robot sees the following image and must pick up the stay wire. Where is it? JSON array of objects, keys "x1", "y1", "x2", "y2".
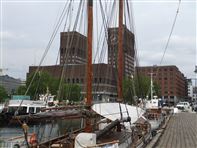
[
  {"x1": 160, "y1": 0, "x2": 181, "y2": 65},
  {"x1": 145, "y1": 0, "x2": 181, "y2": 98},
  {"x1": 13, "y1": 1, "x2": 69, "y2": 118},
  {"x1": 57, "y1": 0, "x2": 83, "y2": 100}
]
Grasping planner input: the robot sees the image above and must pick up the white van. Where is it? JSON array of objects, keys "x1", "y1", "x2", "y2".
[{"x1": 176, "y1": 102, "x2": 190, "y2": 111}]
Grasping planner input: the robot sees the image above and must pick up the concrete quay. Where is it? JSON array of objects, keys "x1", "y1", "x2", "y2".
[{"x1": 156, "y1": 112, "x2": 197, "y2": 148}]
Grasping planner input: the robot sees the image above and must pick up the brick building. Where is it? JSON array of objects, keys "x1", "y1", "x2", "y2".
[
  {"x1": 28, "y1": 64, "x2": 117, "y2": 101},
  {"x1": 28, "y1": 27, "x2": 135, "y2": 101},
  {"x1": 108, "y1": 26, "x2": 135, "y2": 77},
  {"x1": 136, "y1": 65, "x2": 187, "y2": 104},
  {"x1": 60, "y1": 31, "x2": 87, "y2": 65},
  {"x1": 187, "y1": 79, "x2": 193, "y2": 99}
]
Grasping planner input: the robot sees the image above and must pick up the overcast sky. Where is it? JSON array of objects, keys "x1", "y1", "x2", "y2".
[{"x1": 0, "y1": 0, "x2": 196, "y2": 81}]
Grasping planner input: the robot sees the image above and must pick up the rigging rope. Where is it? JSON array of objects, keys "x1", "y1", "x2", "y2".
[
  {"x1": 145, "y1": 0, "x2": 182, "y2": 98},
  {"x1": 13, "y1": 1, "x2": 70, "y2": 118},
  {"x1": 57, "y1": 0, "x2": 84, "y2": 100},
  {"x1": 159, "y1": 0, "x2": 181, "y2": 65}
]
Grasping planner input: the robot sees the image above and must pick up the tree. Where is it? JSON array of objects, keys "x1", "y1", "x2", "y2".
[
  {"x1": 26, "y1": 72, "x2": 81, "y2": 101},
  {"x1": 135, "y1": 75, "x2": 151, "y2": 99},
  {"x1": 0, "y1": 85, "x2": 8, "y2": 102},
  {"x1": 61, "y1": 84, "x2": 81, "y2": 102},
  {"x1": 26, "y1": 72, "x2": 59, "y2": 99},
  {"x1": 17, "y1": 86, "x2": 27, "y2": 95},
  {"x1": 123, "y1": 74, "x2": 161, "y2": 103},
  {"x1": 123, "y1": 77, "x2": 135, "y2": 104},
  {"x1": 153, "y1": 82, "x2": 161, "y2": 98}
]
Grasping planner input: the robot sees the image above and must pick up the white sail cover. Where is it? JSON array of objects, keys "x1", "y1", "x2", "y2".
[{"x1": 92, "y1": 103, "x2": 145, "y2": 126}]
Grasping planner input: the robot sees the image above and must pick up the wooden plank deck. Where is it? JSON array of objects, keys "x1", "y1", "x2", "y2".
[{"x1": 156, "y1": 112, "x2": 197, "y2": 148}]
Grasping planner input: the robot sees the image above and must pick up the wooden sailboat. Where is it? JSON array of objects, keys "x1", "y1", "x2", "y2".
[
  {"x1": 144, "y1": 74, "x2": 165, "y2": 134},
  {"x1": 51, "y1": 0, "x2": 152, "y2": 147},
  {"x1": 1, "y1": 0, "x2": 153, "y2": 147}
]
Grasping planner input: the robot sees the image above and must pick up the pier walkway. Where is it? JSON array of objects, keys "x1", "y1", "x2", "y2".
[{"x1": 156, "y1": 112, "x2": 197, "y2": 148}]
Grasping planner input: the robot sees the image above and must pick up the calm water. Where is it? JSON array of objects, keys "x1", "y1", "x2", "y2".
[{"x1": 0, "y1": 119, "x2": 82, "y2": 147}]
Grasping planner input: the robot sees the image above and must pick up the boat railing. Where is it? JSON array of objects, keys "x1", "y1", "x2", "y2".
[
  {"x1": 0, "y1": 134, "x2": 32, "y2": 148},
  {"x1": 86, "y1": 140, "x2": 119, "y2": 148}
]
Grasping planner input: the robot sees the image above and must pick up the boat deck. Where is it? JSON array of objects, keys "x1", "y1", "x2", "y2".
[
  {"x1": 96, "y1": 131, "x2": 132, "y2": 144},
  {"x1": 156, "y1": 112, "x2": 197, "y2": 148}
]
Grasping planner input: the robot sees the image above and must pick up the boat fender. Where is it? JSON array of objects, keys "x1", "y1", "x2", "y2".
[{"x1": 29, "y1": 133, "x2": 38, "y2": 146}]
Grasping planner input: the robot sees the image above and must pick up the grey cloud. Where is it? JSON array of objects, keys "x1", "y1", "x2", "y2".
[{"x1": 1, "y1": 1, "x2": 196, "y2": 79}]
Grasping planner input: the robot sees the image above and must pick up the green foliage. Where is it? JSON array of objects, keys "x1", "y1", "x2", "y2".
[
  {"x1": 16, "y1": 86, "x2": 27, "y2": 95},
  {"x1": 0, "y1": 85, "x2": 8, "y2": 102},
  {"x1": 26, "y1": 72, "x2": 59, "y2": 99},
  {"x1": 153, "y1": 82, "x2": 161, "y2": 97},
  {"x1": 135, "y1": 75, "x2": 151, "y2": 99},
  {"x1": 123, "y1": 77, "x2": 135, "y2": 104},
  {"x1": 26, "y1": 71, "x2": 81, "y2": 102},
  {"x1": 123, "y1": 74, "x2": 161, "y2": 103},
  {"x1": 60, "y1": 84, "x2": 81, "y2": 102}
]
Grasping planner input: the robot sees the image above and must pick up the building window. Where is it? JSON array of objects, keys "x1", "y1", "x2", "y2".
[
  {"x1": 76, "y1": 78, "x2": 79, "y2": 83},
  {"x1": 94, "y1": 78, "x2": 97, "y2": 83},
  {"x1": 72, "y1": 78, "x2": 75, "y2": 83},
  {"x1": 107, "y1": 79, "x2": 110, "y2": 84}
]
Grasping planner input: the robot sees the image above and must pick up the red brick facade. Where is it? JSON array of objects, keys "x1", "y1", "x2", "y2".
[
  {"x1": 136, "y1": 65, "x2": 187, "y2": 103},
  {"x1": 28, "y1": 27, "x2": 136, "y2": 101}
]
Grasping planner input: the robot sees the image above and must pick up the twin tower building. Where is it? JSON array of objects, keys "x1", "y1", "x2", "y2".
[{"x1": 28, "y1": 26, "x2": 135, "y2": 101}]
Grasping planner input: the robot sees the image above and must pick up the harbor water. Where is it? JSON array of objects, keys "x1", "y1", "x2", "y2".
[{"x1": 0, "y1": 118, "x2": 82, "y2": 147}]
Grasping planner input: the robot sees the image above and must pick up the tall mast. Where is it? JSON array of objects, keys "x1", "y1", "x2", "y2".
[
  {"x1": 85, "y1": 0, "x2": 93, "y2": 132},
  {"x1": 117, "y1": 0, "x2": 123, "y2": 102},
  {"x1": 150, "y1": 73, "x2": 153, "y2": 100}
]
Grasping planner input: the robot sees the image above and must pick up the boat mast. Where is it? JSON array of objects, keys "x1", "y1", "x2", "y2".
[
  {"x1": 117, "y1": 0, "x2": 123, "y2": 102},
  {"x1": 148, "y1": 72, "x2": 154, "y2": 99},
  {"x1": 85, "y1": 0, "x2": 93, "y2": 132}
]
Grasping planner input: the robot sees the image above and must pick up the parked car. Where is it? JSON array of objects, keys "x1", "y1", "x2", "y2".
[{"x1": 176, "y1": 102, "x2": 190, "y2": 111}]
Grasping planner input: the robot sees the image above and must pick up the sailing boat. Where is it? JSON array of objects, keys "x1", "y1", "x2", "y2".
[
  {"x1": 55, "y1": 0, "x2": 152, "y2": 147},
  {"x1": 2, "y1": 0, "x2": 152, "y2": 147},
  {"x1": 35, "y1": 0, "x2": 152, "y2": 147},
  {"x1": 144, "y1": 74, "x2": 164, "y2": 134}
]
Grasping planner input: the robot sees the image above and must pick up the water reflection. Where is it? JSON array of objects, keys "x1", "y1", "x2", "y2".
[{"x1": 0, "y1": 118, "x2": 82, "y2": 146}]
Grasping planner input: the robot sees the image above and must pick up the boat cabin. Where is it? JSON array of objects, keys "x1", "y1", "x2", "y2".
[{"x1": 7, "y1": 99, "x2": 46, "y2": 115}]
